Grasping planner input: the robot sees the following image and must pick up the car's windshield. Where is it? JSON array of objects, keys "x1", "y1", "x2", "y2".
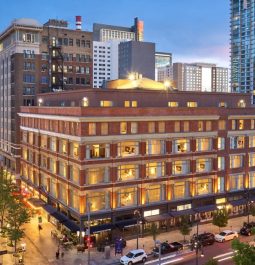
[
  {"x1": 126, "y1": 252, "x2": 134, "y2": 258},
  {"x1": 219, "y1": 232, "x2": 226, "y2": 236}
]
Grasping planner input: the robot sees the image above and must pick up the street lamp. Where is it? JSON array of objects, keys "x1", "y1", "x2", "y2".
[
  {"x1": 134, "y1": 209, "x2": 141, "y2": 249},
  {"x1": 191, "y1": 219, "x2": 204, "y2": 265},
  {"x1": 86, "y1": 195, "x2": 92, "y2": 265},
  {"x1": 77, "y1": 230, "x2": 85, "y2": 244}
]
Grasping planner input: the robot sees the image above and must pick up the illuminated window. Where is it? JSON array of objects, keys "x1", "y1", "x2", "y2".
[
  {"x1": 239, "y1": 120, "x2": 244, "y2": 130},
  {"x1": 206, "y1": 121, "x2": 212, "y2": 131},
  {"x1": 82, "y1": 97, "x2": 89, "y2": 107},
  {"x1": 69, "y1": 165, "x2": 80, "y2": 184},
  {"x1": 232, "y1": 120, "x2": 237, "y2": 130},
  {"x1": 118, "y1": 164, "x2": 138, "y2": 181},
  {"x1": 131, "y1": 122, "x2": 138, "y2": 134},
  {"x1": 87, "y1": 144, "x2": 109, "y2": 159},
  {"x1": 70, "y1": 142, "x2": 79, "y2": 158},
  {"x1": 100, "y1": 100, "x2": 113, "y2": 107},
  {"x1": 59, "y1": 161, "x2": 67, "y2": 178},
  {"x1": 196, "y1": 179, "x2": 212, "y2": 195},
  {"x1": 173, "y1": 181, "x2": 187, "y2": 199},
  {"x1": 50, "y1": 137, "x2": 56, "y2": 152},
  {"x1": 196, "y1": 158, "x2": 212, "y2": 172},
  {"x1": 217, "y1": 177, "x2": 225, "y2": 192},
  {"x1": 146, "y1": 140, "x2": 165, "y2": 155},
  {"x1": 230, "y1": 136, "x2": 245, "y2": 149},
  {"x1": 218, "y1": 120, "x2": 226, "y2": 130},
  {"x1": 59, "y1": 139, "x2": 67, "y2": 154},
  {"x1": 172, "y1": 160, "x2": 190, "y2": 175},
  {"x1": 219, "y1": 102, "x2": 227, "y2": 108},
  {"x1": 145, "y1": 184, "x2": 162, "y2": 203},
  {"x1": 88, "y1": 123, "x2": 96, "y2": 135},
  {"x1": 187, "y1": 101, "x2": 197, "y2": 107},
  {"x1": 173, "y1": 139, "x2": 190, "y2": 153},
  {"x1": 218, "y1": 157, "x2": 225, "y2": 170},
  {"x1": 249, "y1": 172, "x2": 255, "y2": 188},
  {"x1": 229, "y1": 174, "x2": 244, "y2": 190},
  {"x1": 131, "y1": 101, "x2": 137, "y2": 107},
  {"x1": 86, "y1": 167, "x2": 109, "y2": 184},
  {"x1": 251, "y1": 120, "x2": 255, "y2": 130},
  {"x1": 198, "y1": 121, "x2": 203, "y2": 131},
  {"x1": 28, "y1": 132, "x2": 33, "y2": 145},
  {"x1": 120, "y1": 122, "x2": 127, "y2": 134},
  {"x1": 249, "y1": 153, "x2": 255, "y2": 167},
  {"x1": 146, "y1": 162, "x2": 165, "y2": 178},
  {"x1": 40, "y1": 135, "x2": 47, "y2": 149},
  {"x1": 101, "y1": 123, "x2": 108, "y2": 135},
  {"x1": 249, "y1": 136, "x2": 255, "y2": 148},
  {"x1": 168, "y1": 101, "x2": 179, "y2": 107},
  {"x1": 196, "y1": 138, "x2": 212, "y2": 151},
  {"x1": 118, "y1": 141, "x2": 139, "y2": 157},
  {"x1": 237, "y1": 99, "x2": 246, "y2": 108},
  {"x1": 230, "y1": 155, "x2": 243, "y2": 168},
  {"x1": 117, "y1": 187, "x2": 137, "y2": 207},
  {"x1": 124, "y1": 101, "x2": 130, "y2": 107},
  {"x1": 148, "y1": 122, "x2": 155, "y2": 133},
  {"x1": 88, "y1": 192, "x2": 108, "y2": 211}
]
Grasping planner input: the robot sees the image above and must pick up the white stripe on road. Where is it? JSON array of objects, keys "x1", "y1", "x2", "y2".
[
  {"x1": 145, "y1": 254, "x2": 177, "y2": 264},
  {"x1": 161, "y1": 257, "x2": 184, "y2": 265},
  {"x1": 218, "y1": 256, "x2": 234, "y2": 262},
  {"x1": 213, "y1": 251, "x2": 234, "y2": 259}
]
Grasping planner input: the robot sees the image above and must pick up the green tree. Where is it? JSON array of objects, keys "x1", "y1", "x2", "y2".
[
  {"x1": 212, "y1": 208, "x2": 228, "y2": 232},
  {"x1": 0, "y1": 168, "x2": 16, "y2": 229},
  {"x1": 4, "y1": 197, "x2": 31, "y2": 251},
  {"x1": 178, "y1": 215, "x2": 192, "y2": 242},
  {"x1": 204, "y1": 258, "x2": 218, "y2": 265},
  {"x1": 232, "y1": 239, "x2": 255, "y2": 265},
  {"x1": 150, "y1": 223, "x2": 159, "y2": 244},
  {"x1": 250, "y1": 204, "x2": 255, "y2": 217}
]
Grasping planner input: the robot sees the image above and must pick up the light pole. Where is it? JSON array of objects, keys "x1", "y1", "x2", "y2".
[
  {"x1": 134, "y1": 209, "x2": 141, "y2": 249},
  {"x1": 86, "y1": 194, "x2": 92, "y2": 265},
  {"x1": 192, "y1": 219, "x2": 204, "y2": 265}
]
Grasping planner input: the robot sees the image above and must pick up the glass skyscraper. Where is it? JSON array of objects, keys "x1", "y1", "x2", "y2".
[{"x1": 231, "y1": 0, "x2": 255, "y2": 102}]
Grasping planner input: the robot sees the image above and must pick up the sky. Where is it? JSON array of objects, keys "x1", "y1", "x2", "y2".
[{"x1": 0, "y1": 0, "x2": 229, "y2": 67}]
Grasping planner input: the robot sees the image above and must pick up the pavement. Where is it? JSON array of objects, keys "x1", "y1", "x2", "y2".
[{"x1": 0, "y1": 214, "x2": 254, "y2": 265}]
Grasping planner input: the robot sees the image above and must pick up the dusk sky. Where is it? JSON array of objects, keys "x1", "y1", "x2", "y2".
[{"x1": 1, "y1": 0, "x2": 229, "y2": 67}]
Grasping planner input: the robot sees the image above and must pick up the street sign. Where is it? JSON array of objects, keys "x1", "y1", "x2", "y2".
[{"x1": 0, "y1": 250, "x2": 7, "y2": 255}]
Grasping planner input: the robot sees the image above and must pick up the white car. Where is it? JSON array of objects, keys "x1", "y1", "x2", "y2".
[
  {"x1": 215, "y1": 230, "x2": 238, "y2": 242},
  {"x1": 120, "y1": 249, "x2": 147, "y2": 265}
]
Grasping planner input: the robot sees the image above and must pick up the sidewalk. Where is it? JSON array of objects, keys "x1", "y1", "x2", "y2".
[{"x1": 1, "y1": 214, "x2": 254, "y2": 265}]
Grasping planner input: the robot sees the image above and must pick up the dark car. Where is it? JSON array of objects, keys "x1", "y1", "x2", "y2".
[
  {"x1": 192, "y1": 233, "x2": 215, "y2": 246},
  {"x1": 240, "y1": 222, "x2": 255, "y2": 236},
  {"x1": 152, "y1": 241, "x2": 183, "y2": 256}
]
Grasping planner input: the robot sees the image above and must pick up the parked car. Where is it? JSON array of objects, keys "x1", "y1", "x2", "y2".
[
  {"x1": 192, "y1": 233, "x2": 215, "y2": 246},
  {"x1": 152, "y1": 241, "x2": 183, "y2": 256},
  {"x1": 120, "y1": 249, "x2": 147, "y2": 265},
  {"x1": 215, "y1": 230, "x2": 238, "y2": 242},
  {"x1": 240, "y1": 222, "x2": 255, "y2": 236}
]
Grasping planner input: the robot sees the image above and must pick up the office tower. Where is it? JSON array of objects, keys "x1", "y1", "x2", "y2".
[
  {"x1": 93, "y1": 17, "x2": 144, "y2": 42},
  {"x1": 155, "y1": 52, "x2": 172, "y2": 81},
  {"x1": 173, "y1": 63, "x2": 228, "y2": 92},
  {"x1": 230, "y1": 0, "x2": 254, "y2": 101},
  {"x1": 0, "y1": 17, "x2": 92, "y2": 178},
  {"x1": 119, "y1": 41, "x2": 155, "y2": 79},
  {"x1": 93, "y1": 40, "x2": 120, "y2": 88}
]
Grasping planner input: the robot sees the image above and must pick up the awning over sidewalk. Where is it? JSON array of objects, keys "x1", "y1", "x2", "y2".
[
  {"x1": 90, "y1": 223, "x2": 114, "y2": 233},
  {"x1": 229, "y1": 198, "x2": 247, "y2": 207},
  {"x1": 194, "y1": 204, "x2": 217, "y2": 213},
  {"x1": 115, "y1": 219, "x2": 137, "y2": 228},
  {"x1": 42, "y1": 204, "x2": 57, "y2": 214},
  {"x1": 169, "y1": 209, "x2": 195, "y2": 217},
  {"x1": 27, "y1": 198, "x2": 46, "y2": 208},
  {"x1": 145, "y1": 213, "x2": 170, "y2": 223},
  {"x1": 62, "y1": 219, "x2": 80, "y2": 233}
]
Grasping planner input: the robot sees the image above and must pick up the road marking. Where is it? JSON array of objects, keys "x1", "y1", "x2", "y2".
[
  {"x1": 213, "y1": 251, "x2": 234, "y2": 259},
  {"x1": 218, "y1": 256, "x2": 234, "y2": 262},
  {"x1": 145, "y1": 254, "x2": 176, "y2": 264},
  {"x1": 161, "y1": 257, "x2": 184, "y2": 264}
]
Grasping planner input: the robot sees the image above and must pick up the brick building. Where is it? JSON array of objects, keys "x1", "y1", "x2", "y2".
[{"x1": 18, "y1": 83, "x2": 255, "y2": 234}]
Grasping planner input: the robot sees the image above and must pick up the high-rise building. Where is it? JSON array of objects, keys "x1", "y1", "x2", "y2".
[
  {"x1": 155, "y1": 52, "x2": 172, "y2": 81},
  {"x1": 93, "y1": 17, "x2": 144, "y2": 42},
  {"x1": 230, "y1": 0, "x2": 254, "y2": 100},
  {"x1": 119, "y1": 41, "x2": 155, "y2": 79},
  {"x1": 93, "y1": 40, "x2": 120, "y2": 88},
  {"x1": 0, "y1": 17, "x2": 92, "y2": 178},
  {"x1": 173, "y1": 63, "x2": 228, "y2": 92}
]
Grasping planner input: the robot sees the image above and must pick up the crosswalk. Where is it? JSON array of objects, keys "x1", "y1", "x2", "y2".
[{"x1": 213, "y1": 251, "x2": 236, "y2": 263}]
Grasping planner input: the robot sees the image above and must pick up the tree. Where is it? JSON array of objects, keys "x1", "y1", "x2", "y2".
[
  {"x1": 212, "y1": 208, "x2": 228, "y2": 232},
  {"x1": 150, "y1": 223, "x2": 159, "y2": 244},
  {"x1": 0, "y1": 168, "x2": 17, "y2": 229},
  {"x1": 178, "y1": 215, "x2": 192, "y2": 242},
  {"x1": 232, "y1": 239, "x2": 255, "y2": 265},
  {"x1": 204, "y1": 259, "x2": 218, "y2": 265},
  {"x1": 3, "y1": 196, "x2": 31, "y2": 251},
  {"x1": 250, "y1": 204, "x2": 255, "y2": 217}
]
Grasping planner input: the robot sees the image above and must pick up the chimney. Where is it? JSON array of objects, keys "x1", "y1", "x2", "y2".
[{"x1": 76, "y1": 16, "x2": 82, "y2": 30}]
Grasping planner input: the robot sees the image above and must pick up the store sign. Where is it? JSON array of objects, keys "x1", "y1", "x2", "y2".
[{"x1": 144, "y1": 209, "x2": 159, "y2": 217}]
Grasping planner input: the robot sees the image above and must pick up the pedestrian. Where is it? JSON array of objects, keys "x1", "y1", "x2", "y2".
[
  {"x1": 38, "y1": 224, "x2": 42, "y2": 233},
  {"x1": 56, "y1": 249, "x2": 59, "y2": 259}
]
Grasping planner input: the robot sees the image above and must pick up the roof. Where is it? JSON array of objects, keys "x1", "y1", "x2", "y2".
[
  {"x1": 128, "y1": 249, "x2": 145, "y2": 254},
  {"x1": 12, "y1": 18, "x2": 41, "y2": 27}
]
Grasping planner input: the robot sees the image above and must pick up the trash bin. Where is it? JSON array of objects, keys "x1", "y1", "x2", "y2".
[{"x1": 104, "y1": 246, "x2": 110, "y2": 259}]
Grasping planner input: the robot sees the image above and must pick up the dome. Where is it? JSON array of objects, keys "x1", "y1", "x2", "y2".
[{"x1": 12, "y1": 18, "x2": 42, "y2": 27}]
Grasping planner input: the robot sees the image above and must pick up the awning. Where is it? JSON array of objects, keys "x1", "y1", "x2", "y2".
[
  {"x1": 42, "y1": 204, "x2": 57, "y2": 214},
  {"x1": 27, "y1": 198, "x2": 45, "y2": 208},
  {"x1": 90, "y1": 223, "x2": 114, "y2": 233},
  {"x1": 169, "y1": 209, "x2": 195, "y2": 217},
  {"x1": 145, "y1": 213, "x2": 170, "y2": 223},
  {"x1": 229, "y1": 198, "x2": 247, "y2": 207},
  {"x1": 194, "y1": 205, "x2": 217, "y2": 213},
  {"x1": 62, "y1": 219, "x2": 80, "y2": 233},
  {"x1": 115, "y1": 219, "x2": 137, "y2": 228},
  {"x1": 51, "y1": 211, "x2": 68, "y2": 223}
]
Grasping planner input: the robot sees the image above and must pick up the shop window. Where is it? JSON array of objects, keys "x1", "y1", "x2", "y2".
[
  {"x1": 117, "y1": 187, "x2": 137, "y2": 207},
  {"x1": 172, "y1": 160, "x2": 190, "y2": 175},
  {"x1": 124, "y1": 101, "x2": 130, "y2": 107},
  {"x1": 146, "y1": 162, "x2": 165, "y2": 178},
  {"x1": 118, "y1": 142, "x2": 139, "y2": 157},
  {"x1": 173, "y1": 139, "x2": 190, "y2": 153},
  {"x1": 196, "y1": 179, "x2": 212, "y2": 195},
  {"x1": 118, "y1": 164, "x2": 138, "y2": 181},
  {"x1": 88, "y1": 192, "x2": 108, "y2": 211},
  {"x1": 177, "y1": 204, "x2": 191, "y2": 211},
  {"x1": 131, "y1": 101, "x2": 137, "y2": 107},
  {"x1": 219, "y1": 102, "x2": 227, "y2": 108}
]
